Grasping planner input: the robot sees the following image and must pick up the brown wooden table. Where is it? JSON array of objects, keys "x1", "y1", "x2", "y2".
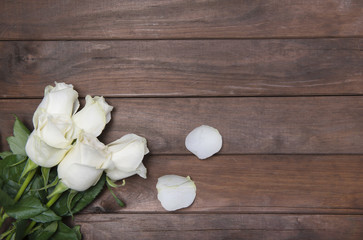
[{"x1": 1, "y1": 1, "x2": 363, "y2": 239}]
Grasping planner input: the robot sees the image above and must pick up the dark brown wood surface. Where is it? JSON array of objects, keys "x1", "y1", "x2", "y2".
[
  {"x1": 80, "y1": 155, "x2": 363, "y2": 214},
  {"x1": 0, "y1": 0, "x2": 362, "y2": 40},
  {"x1": 1, "y1": 39, "x2": 362, "y2": 97},
  {"x1": 1, "y1": 0, "x2": 363, "y2": 239},
  {"x1": 1, "y1": 97, "x2": 363, "y2": 154},
  {"x1": 76, "y1": 214, "x2": 363, "y2": 240}
]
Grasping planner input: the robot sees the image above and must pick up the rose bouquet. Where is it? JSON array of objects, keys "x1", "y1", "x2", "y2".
[
  {"x1": 0, "y1": 82, "x2": 148, "y2": 240},
  {"x1": 0, "y1": 82, "x2": 217, "y2": 239}
]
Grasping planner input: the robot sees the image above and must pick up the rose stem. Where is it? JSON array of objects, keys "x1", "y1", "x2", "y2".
[
  {"x1": 14, "y1": 169, "x2": 37, "y2": 202},
  {"x1": 24, "y1": 193, "x2": 62, "y2": 235},
  {"x1": 0, "y1": 169, "x2": 37, "y2": 228}
]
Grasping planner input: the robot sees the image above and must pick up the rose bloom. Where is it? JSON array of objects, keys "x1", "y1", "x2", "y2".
[
  {"x1": 103, "y1": 134, "x2": 149, "y2": 181},
  {"x1": 72, "y1": 95, "x2": 113, "y2": 138},
  {"x1": 26, "y1": 82, "x2": 79, "y2": 167},
  {"x1": 58, "y1": 132, "x2": 110, "y2": 191}
]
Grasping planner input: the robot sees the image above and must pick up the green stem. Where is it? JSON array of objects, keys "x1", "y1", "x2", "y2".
[
  {"x1": 0, "y1": 225, "x2": 14, "y2": 240},
  {"x1": 14, "y1": 169, "x2": 37, "y2": 202},
  {"x1": 24, "y1": 221, "x2": 36, "y2": 237},
  {"x1": 46, "y1": 193, "x2": 62, "y2": 208},
  {"x1": 0, "y1": 213, "x2": 8, "y2": 228},
  {"x1": 0, "y1": 169, "x2": 37, "y2": 229},
  {"x1": 0, "y1": 208, "x2": 4, "y2": 226},
  {"x1": 5, "y1": 231, "x2": 13, "y2": 240},
  {"x1": 24, "y1": 193, "x2": 62, "y2": 236}
]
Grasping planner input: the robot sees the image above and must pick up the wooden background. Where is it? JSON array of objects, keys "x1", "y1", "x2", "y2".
[{"x1": 1, "y1": 0, "x2": 363, "y2": 239}]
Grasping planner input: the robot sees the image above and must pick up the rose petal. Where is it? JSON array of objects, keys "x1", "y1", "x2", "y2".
[
  {"x1": 57, "y1": 133, "x2": 107, "y2": 191},
  {"x1": 36, "y1": 114, "x2": 74, "y2": 148},
  {"x1": 25, "y1": 131, "x2": 69, "y2": 168},
  {"x1": 107, "y1": 134, "x2": 149, "y2": 172},
  {"x1": 33, "y1": 82, "x2": 79, "y2": 129},
  {"x1": 185, "y1": 125, "x2": 222, "y2": 159},
  {"x1": 156, "y1": 175, "x2": 196, "y2": 211},
  {"x1": 106, "y1": 162, "x2": 147, "y2": 181},
  {"x1": 72, "y1": 95, "x2": 113, "y2": 137}
]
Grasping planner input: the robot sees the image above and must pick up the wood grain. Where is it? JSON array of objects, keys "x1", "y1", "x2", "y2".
[
  {"x1": 1, "y1": 39, "x2": 362, "y2": 98},
  {"x1": 74, "y1": 214, "x2": 363, "y2": 240},
  {"x1": 79, "y1": 155, "x2": 363, "y2": 214},
  {"x1": 0, "y1": 0, "x2": 362, "y2": 40},
  {"x1": 1, "y1": 1, "x2": 363, "y2": 239},
  {"x1": 1, "y1": 97, "x2": 363, "y2": 154}
]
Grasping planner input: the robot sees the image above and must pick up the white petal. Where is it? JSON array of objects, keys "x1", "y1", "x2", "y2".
[
  {"x1": 93, "y1": 96, "x2": 113, "y2": 124},
  {"x1": 72, "y1": 95, "x2": 113, "y2": 137},
  {"x1": 106, "y1": 162, "x2": 147, "y2": 181},
  {"x1": 107, "y1": 134, "x2": 148, "y2": 152},
  {"x1": 45, "y1": 82, "x2": 79, "y2": 117},
  {"x1": 37, "y1": 114, "x2": 74, "y2": 148},
  {"x1": 185, "y1": 125, "x2": 222, "y2": 159},
  {"x1": 135, "y1": 163, "x2": 147, "y2": 179},
  {"x1": 59, "y1": 162, "x2": 102, "y2": 192},
  {"x1": 25, "y1": 131, "x2": 69, "y2": 168},
  {"x1": 32, "y1": 82, "x2": 79, "y2": 128},
  {"x1": 57, "y1": 136, "x2": 104, "y2": 191},
  {"x1": 156, "y1": 175, "x2": 196, "y2": 211},
  {"x1": 107, "y1": 134, "x2": 149, "y2": 172},
  {"x1": 78, "y1": 133, "x2": 110, "y2": 168}
]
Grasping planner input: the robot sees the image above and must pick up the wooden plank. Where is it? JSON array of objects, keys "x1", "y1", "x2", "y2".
[
  {"x1": 74, "y1": 213, "x2": 363, "y2": 240},
  {"x1": 0, "y1": 0, "x2": 362, "y2": 40},
  {"x1": 80, "y1": 155, "x2": 363, "y2": 214},
  {"x1": 1, "y1": 39, "x2": 362, "y2": 98},
  {"x1": 1, "y1": 97, "x2": 363, "y2": 154}
]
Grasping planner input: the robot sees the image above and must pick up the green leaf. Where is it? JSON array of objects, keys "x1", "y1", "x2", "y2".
[
  {"x1": 14, "y1": 219, "x2": 28, "y2": 240},
  {"x1": 47, "y1": 181, "x2": 68, "y2": 199},
  {"x1": 0, "y1": 151, "x2": 12, "y2": 159},
  {"x1": 34, "y1": 177, "x2": 59, "y2": 193},
  {"x1": 0, "y1": 154, "x2": 27, "y2": 199},
  {"x1": 107, "y1": 184, "x2": 125, "y2": 207},
  {"x1": 72, "y1": 226, "x2": 81, "y2": 240},
  {"x1": 0, "y1": 154, "x2": 27, "y2": 184},
  {"x1": 29, "y1": 221, "x2": 58, "y2": 240},
  {"x1": 0, "y1": 188, "x2": 15, "y2": 208},
  {"x1": 41, "y1": 167, "x2": 51, "y2": 188},
  {"x1": 26, "y1": 174, "x2": 47, "y2": 203},
  {"x1": 51, "y1": 175, "x2": 106, "y2": 217},
  {"x1": 50, "y1": 222, "x2": 79, "y2": 240},
  {"x1": 20, "y1": 159, "x2": 38, "y2": 180},
  {"x1": 2, "y1": 179, "x2": 21, "y2": 199},
  {"x1": 51, "y1": 191, "x2": 83, "y2": 217},
  {"x1": 70, "y1": 174, "x2": 106, "y2": 215},
  {"x1": 6, "y1": 116, "x2": 30, "y2": 156},
  {"x1": 5, "y1": 196, "x2": 48, "y2": 220},
  {"x1": 67, "y1": 190, "x2": 78, "y2": 217},
  {"x1": 31, "y1": 209, "x2": 61, "y2": 223},
  {"x1": 52, "y1": 174, "x2": 106, "y2": 216}
]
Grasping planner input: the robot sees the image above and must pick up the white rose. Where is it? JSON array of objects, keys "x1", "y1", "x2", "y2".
[
  {"x1": 104, "y1": 134, "x2": 149, "y2": 181},
  {"x1": 25, "y1": 131, "x2": 70, "y2": 168},
  {"x1": 72, "y1": 95, "x2": 113, "y2": 137},
  {"x1": 26, "y1": 82, "x2": 80, "y2": 167},
  {"x1": 156, "y1": 175, "x2": 197, "y2": 211},
  {"x1": 106, "y1": 162, "x2": 147, "y2": 181},
  {"x1": 33, "y1": 82, "x2": 79, "y2": 128},
  {"x1": 58, "y1": 132, "x2": 110, "y2": 191},
  {"x1": 35, "y1": 112, "x2": 76, "y2": 149}
]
